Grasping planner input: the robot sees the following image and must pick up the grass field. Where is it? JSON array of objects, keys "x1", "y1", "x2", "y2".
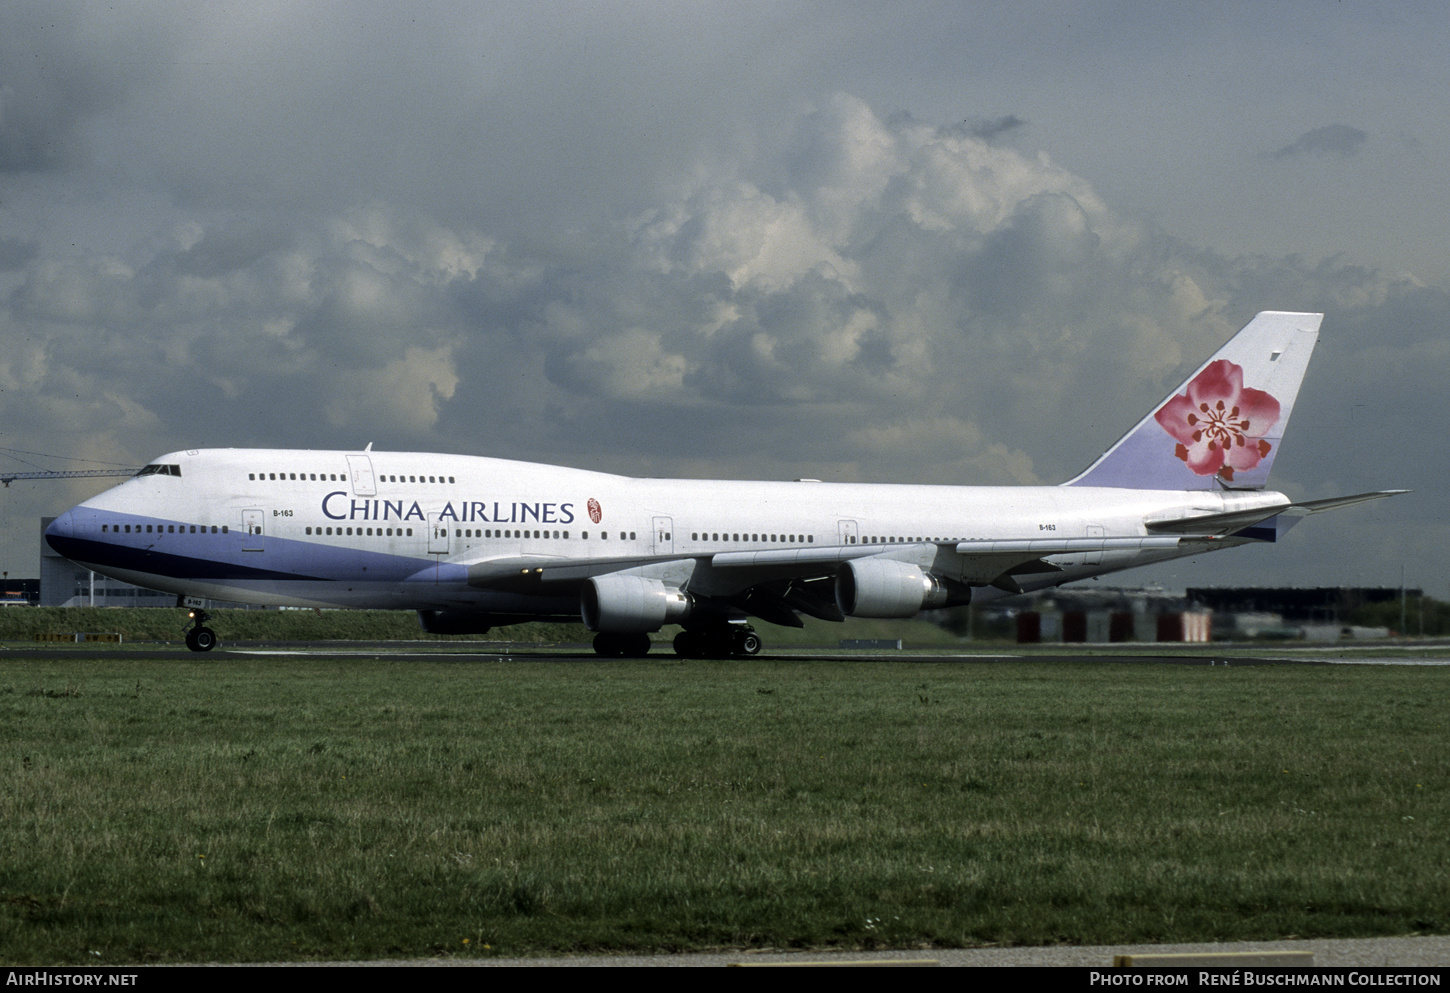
[{"x1": 2, "y1": 649, "x2": 1447, "y2": 964}]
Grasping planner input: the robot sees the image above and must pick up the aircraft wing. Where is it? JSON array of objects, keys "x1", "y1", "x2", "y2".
[
  {"x1": 456, "y1": 534, "x2": 1208, "y2": 597},
  {"x1": 459, "y1": 551, "x2": 686, "y2": 589},
  {"x1": 703, "y1": 535, "x2": 1208, "y2": 597}
]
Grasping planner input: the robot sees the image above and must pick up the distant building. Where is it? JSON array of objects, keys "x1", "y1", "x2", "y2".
[
  {"x1": 1, "y1": 579, "x2": 39, "y2": 606},
  {"x1": 1009, "y1": 586, "x2": 1211, "y2": 643},
  {"x1": 1185, "y1": 587, "x2": 1414, "y2": 625},
  {"x1": 1002, "y1": 585, "x2": 1411, "y2": 644}
]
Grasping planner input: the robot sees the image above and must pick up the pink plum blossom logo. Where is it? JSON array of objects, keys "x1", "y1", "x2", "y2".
[{"x1": 1154, "y1": 360, "x2": 1281, "y2": 482}]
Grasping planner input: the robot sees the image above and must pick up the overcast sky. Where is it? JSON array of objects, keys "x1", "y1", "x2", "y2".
[{"x1": 2, "y1": 1, "x2": 1445, "y2": 599}]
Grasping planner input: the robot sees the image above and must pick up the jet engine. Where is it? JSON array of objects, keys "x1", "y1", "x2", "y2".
[
  {"x1": 835, "y1": 558, "x2": 951, "y2": 618},
  {"x1": 581, "y1": 574, "x2": 693, "y2": 632}
]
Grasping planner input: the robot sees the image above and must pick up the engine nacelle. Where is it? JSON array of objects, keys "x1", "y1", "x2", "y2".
[
  {"x1": 581, "y1": 574, "x2": 693, "y2": 633},
  {"x1": 835, "y1": 558, "x2": 950, "y2": 618}
]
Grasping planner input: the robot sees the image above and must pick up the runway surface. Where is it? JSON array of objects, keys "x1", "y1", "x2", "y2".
[
  {"x1": 451, "y1": 934, "x2": 1450, "y2": 967},
  {"x1": 7, "y1": 640, "x2": 1449, "y2": 665}
]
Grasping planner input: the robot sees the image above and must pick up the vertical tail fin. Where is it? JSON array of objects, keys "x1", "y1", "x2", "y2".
[{"x1": 1064, "y1": 311, "x2": 1321, "y2": 490}]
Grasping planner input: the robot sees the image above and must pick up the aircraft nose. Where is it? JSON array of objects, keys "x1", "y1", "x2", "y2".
[
  {"x1": 45, "y1": 510, "x2": 75, "y2": 545},
  {"x1": 45, "y1": 508, "x2": 86, "y2": 558}
]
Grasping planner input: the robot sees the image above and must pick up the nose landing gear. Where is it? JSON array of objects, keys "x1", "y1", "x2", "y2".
[{"x1": 182, "y1": 607, "x2": 218, "y2": 652}]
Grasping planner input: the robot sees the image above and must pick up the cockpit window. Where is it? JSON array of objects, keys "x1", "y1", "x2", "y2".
[{"x1": 135, "y1": 464, "x2": 182, "y2": 478}]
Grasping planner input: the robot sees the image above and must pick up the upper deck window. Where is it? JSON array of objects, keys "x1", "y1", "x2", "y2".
[{"x1": 135, "y1": 464, "x2": 181, "y2": 478}]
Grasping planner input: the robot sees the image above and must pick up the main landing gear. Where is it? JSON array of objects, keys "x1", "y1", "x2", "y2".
[
  {"x1": 183, "y1": 608, "x2": 218, "y2": 653},
  {"x1": 591, "y1": 632, "x2": 653, "y2": 658},
  {"x1": 672, "y1": 625, "x2": 761, "y2": 659},
  {"x1": 590, "y1": 625, "x2": 764, "y2": 659}
]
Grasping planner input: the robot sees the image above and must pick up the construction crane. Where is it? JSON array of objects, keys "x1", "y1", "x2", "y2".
[
  {"x1": 2, "y1": 469, "x2": 136, "y2": 488},
  {"x1": 0, "y1": 448, "x2": 141, "y2": 488}
]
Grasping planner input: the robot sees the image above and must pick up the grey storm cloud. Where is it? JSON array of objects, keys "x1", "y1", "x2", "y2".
[
  {"x1": 1274, "y1": 124, "x2": 1369, "y2": 159},
  {"x1": 0, "y1": 6, "x2": 165, "y2": 173},
  {"x1": 0, "y1": 237, "x2": 39, "y2": 271},
  {"x1": 965, "y1": 115, "x2": 1028, "y2": 141}
]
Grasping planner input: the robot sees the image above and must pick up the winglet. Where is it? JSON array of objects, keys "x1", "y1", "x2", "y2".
[{"x1": 1065, "y1": 312, "x2": 1322, "y2": 490}]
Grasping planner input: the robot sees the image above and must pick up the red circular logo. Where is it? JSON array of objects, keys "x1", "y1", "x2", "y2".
[{"x1": 587, "y1": 498, "x2": 602, "y2": 524}]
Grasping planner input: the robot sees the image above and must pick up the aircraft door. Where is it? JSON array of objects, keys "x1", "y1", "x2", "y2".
[
  {"x1": 428, "y1": 513, "x2": 450, "y2": 554},
  {"x1": 837, "y1": 519, "x2": 860, "y2": 545},
  {"x1": 652, "y1": 516, "x2": 674, "y2": 555},
  {"x1": 1086, "y1": 525, "x2": 1105, "y2": 565},
  {"x1": 242, "y1": 509, "x2": 264, "y2": 551},
  {"x1": 347, "y1": 455, "x2": 377, "y2": 497}
]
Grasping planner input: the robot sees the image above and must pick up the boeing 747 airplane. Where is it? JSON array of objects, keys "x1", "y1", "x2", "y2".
[{"x1": 44, "y1": 311, "x2": 1400, "y2": 656}]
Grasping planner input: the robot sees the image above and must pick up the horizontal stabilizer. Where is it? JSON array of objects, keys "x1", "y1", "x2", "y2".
[
  {"x1": 1149, "y1": 489, "x2": 1407, "y2": 542},
  {"x1": 1282, "y1": 490, "x2": 1409, "y2": 516},
  {"x1": 1146, "y1": 500, "x2": 1293, "y2": 536}
]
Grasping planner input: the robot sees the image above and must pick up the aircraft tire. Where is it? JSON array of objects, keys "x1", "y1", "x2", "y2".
[
  {"x1": 734, "y1": 629, "x2": 762, "y2": 656},
  {"x1": 673, "y1": 627, "x2": 765, "y2": 658},
  {"x1": 593, "y1": 632, "x2": 652, "y2": 658},
  {"x1": 188, "y1": 627, "x2": 217, "y2": 652}
]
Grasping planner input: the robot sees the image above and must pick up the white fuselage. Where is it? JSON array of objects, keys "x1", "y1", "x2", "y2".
[{"x1": 45, "y1": 448, "x2": 1273, "y2": 619}]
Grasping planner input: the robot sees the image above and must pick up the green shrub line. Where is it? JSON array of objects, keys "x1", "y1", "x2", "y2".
[
  {"x1": 0, "y1": 607, "x2": 592, "y2": 645},
  {"x1": 7, "y1": 601, "x2": 1445, "y2": 649},
  {"x1": 0, "y1": 607, "x2": 978, "y2": 649},
  {"x1": 2, "y1": 655, "x2": 1447, "y2": 964}
]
